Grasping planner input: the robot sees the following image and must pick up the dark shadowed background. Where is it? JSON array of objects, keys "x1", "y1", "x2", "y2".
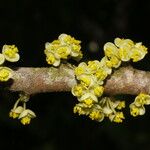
[{"x1": 1, "y1": 0, "x2": 150, "y2": 150}]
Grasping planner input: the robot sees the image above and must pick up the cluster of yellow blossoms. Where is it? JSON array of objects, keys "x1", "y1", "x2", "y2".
[
  {"x1": 74, "y1": 97, "x2": 125, "y2": 123},
  {"x1": 130, "y1": 93, "x2": 150, "y2": 117},
  {"x1": 72, "y1": 59, "x2": 125, "y2": 123},
  {"x1": 1, "y1": 35, "x2": 149, "y2": 125},
  {"x1": 72, "y1": 37, "x2": 148, "y2": 123},
  {"x1": 9, "y1": 93, "x2": 36, "y2": 125},
  {"x1": 0, "y1": 44, "x2": 36, "y2": 125},
  {"x1": 0, "y1": 44, "x2": 20, "y2": 82},
  {"x1": 104, "y1": 38, "x2": 147, "y2": 63},
  {"x1": 44, "y1": 34, "x2": 82, "y2": 66}
]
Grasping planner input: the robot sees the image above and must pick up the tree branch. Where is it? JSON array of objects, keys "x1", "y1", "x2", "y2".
[{"x1": 7, "y1": 64, "x2": 150, "y2": 96}]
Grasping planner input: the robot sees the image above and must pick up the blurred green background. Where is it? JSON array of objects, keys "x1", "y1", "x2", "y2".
[{"x1": 1, "y1": 0, "x2": 150, "y2": 150}]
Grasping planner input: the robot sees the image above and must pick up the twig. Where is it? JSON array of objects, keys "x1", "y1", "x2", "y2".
[{"x1": 8, "y1": 64, "x2": 150, "y2": 96}]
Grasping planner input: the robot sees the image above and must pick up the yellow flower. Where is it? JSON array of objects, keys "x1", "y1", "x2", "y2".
[
  {"x1": 95, "y1": 68, "x2": 108, "y2": 81},
  {"x1": 130, "y1": 103, "x2": 145, "y2": 117},
  {"x1": 89, "y1": 110, "x2": 104, "y2": 121},
  {"x1": 46, "y1": 53, "x2": 55, "y2": 64},
  {"x1": 0, "y1": 67, "x2": 13, "y2": 82},
  {"x1": 114, "y1": 38, "x2": 134, "y2": 61},
  {"x1": 9, "y1": 106, "x2": 24, "y2": 119},
  {"x1": 2, "y1": 45, "x2": 20, "y2": 62},
  {"x1": 70, "y1": 44, "x2": 82, "y2": 58},
  {"x1": 130, "y1": 107, "x2": 139, "y2": 117},
  {"x1": 116, "y1": 101, "x2": 125, "y2": 110},
  {"x1": 106, "y1": 56, "x2": 121, "y2": 68},
  {"x1": 104, "y1": 42, "x2": 119, "y2": 58},
  {"x1": 75, "y1": 67, "x2": 84, "y2": 76},
  {"x1": 80, "y1": 76, "x2": 91, "y2": 87},
  {"x1": 74, "y1": 62, "x2": 88, "y2": 76},
  {"x1": 78, "y1": 75, "x2": 94, "y2": 87},
  {"x1": 9, "y1": 112, "x2": 19, "y2": 119},
  {"x1": 45, "y1": 41, "x2": 60, "y2": 53},
  {"x1": 73, "y1": 105, "x2": 87, "y2": 115},
  {"x1": 87, "y1": 60, "x2": 100, "y2": 73},
  {"x1": 83, "y1": 98, "x2": 93, "y2": 107},
  {"x1": 46, "y1": 53, "x2": 60, "y2": 67},
  {"x1": 93, "y1": 85, "x2": 104, "y2": 97},
  {"x1": 56, "y1": 46, "x2": 71, "y2": 59},
  {"x1": 20, "y1": 116, "x2": 31, "y2": 125},
  {"x1": 135, "y1": 42, "x2": 147, "y2": 53},
  {"x1": 118, "y1": 45, "x2": 131, "y2": 62},
  {"x1": 71, "y1": 84, "x2": 84, "y2": 97},
  {"x1": 134, "y1": 93, "x2": 150, "y2": 106},
  {"x1": 72, "y1": 44, "x2": 81, "y2": 52},
  {"x1": 19, "y1": 109, "x2": 36, "y2": 125},
  {"x1": 130, "y1": 47, "x2": 147, "y2": 62},
  {"x1": 100, "y1": 57, "x2": 112, "y2": 75},
  {"x1": 58, "y1": 34, "x2": 82, "y2": 59},
  {"x1": 0, "y1": 53, "x2": 5, "y2": 65},
  {"x1": 111, "y1": 112, "x2": 125, "y2": 123}
]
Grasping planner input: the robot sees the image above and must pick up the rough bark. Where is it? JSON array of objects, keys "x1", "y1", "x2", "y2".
[{"x1": 8, "y1": 64, "x2": 150, "y2": 96}]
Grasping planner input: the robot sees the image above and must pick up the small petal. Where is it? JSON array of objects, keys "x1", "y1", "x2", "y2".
[
  {"x1": 139, "y1": 106, "x2": 145, "y2": 115},
  {"x1": 130, "y1": 47, "x2": 147, "y2": 62},
  {"x1": 19, "y1": 109, "x2": 36, "y2": 119},
  {"x1": 79, "y1": 93, "x2": 98, "y2": 103},
  {"x1": 0, "y1": 53, "x2": 5, "y2": 65},
  {"x1": 5, "y1": 53, "x2": 20, "y2": 62}
]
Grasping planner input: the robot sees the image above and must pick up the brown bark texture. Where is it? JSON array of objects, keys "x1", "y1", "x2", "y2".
[{"x1": 8, "y1": 64, "x2": 150, "y2": 96}]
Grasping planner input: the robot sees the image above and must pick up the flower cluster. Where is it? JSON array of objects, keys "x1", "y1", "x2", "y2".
[
  {"x1": 72, "y1": 37, "x2": 148, "y2": 123},
  {"x1": 0, "y1": 44, "x2": 20, "y2": 82},
  {"x1": 2, "y1": 35, "x2": 149, "y2": 125},
  {"x1": 9, "y1": 93, "x2": 36, "y2": 125},
  {"x1": 0, "y1": 45, "x2": 36, "y2": 125},
  {"x1": 72, "y1": 59, "x2": 126, "y2": 123},
  {"x1": 72, "y1": 60, "x2": 108, "y2": 107},
  {"x1": 74, "y1": 97, "x2": 125, "y2": 123},
  {"x1": 130, "y1": 93, "x2": 150, "y2": 117},
  {"x1": 104, "y1": 38, "x2": 147, "y2": 63},
  {"x1": 44, "y1": 34, "x2": 82, "y2": 67}
]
